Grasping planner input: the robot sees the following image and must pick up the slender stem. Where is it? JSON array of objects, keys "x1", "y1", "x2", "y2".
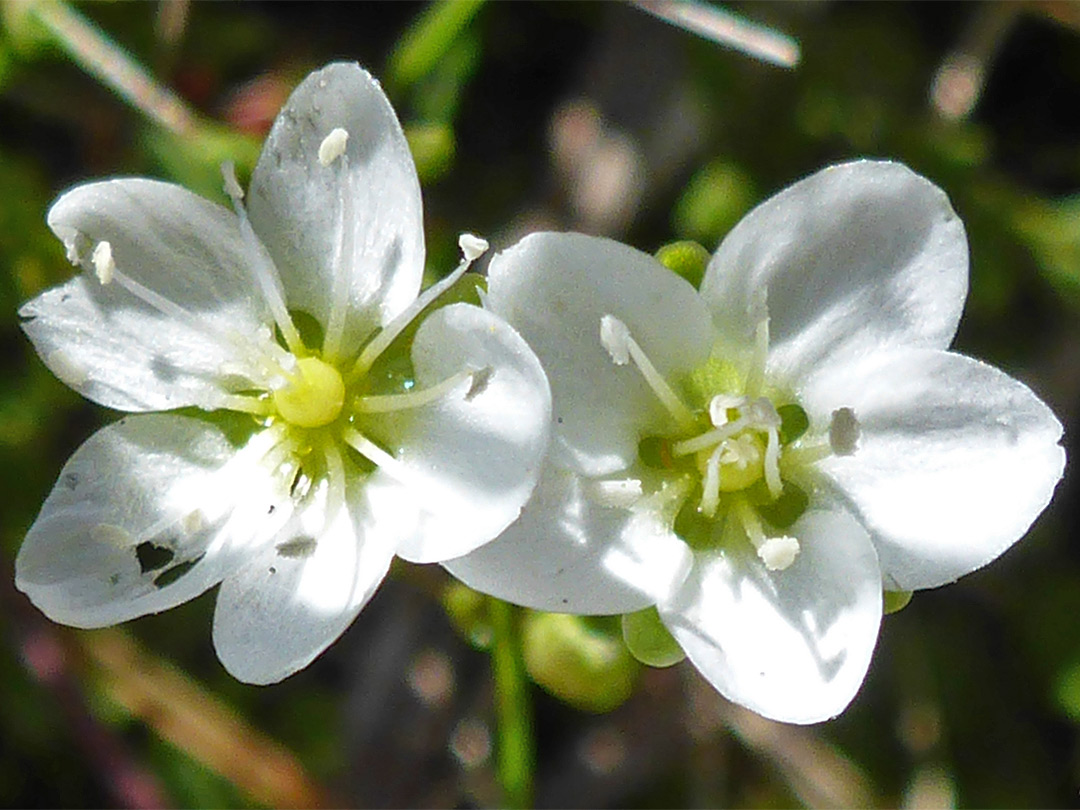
[
  {"x1": 489, "y1": 598, "x2": 534, "y2": 809},
  {"x1": 32, "y1": 0, "x2": 200, "y2": 137}
]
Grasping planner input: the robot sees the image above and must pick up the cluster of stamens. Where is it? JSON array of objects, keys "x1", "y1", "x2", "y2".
[
  {"x1": 79, "y1": 127, "x2": 490, "y2": 540},
  {"x1": 599, "y1": 312, "x2": 858, "y2": 572}
]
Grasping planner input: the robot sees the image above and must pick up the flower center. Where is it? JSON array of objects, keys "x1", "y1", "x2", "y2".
[
  {"x1": 272, "y1": 356, "x2": 346, "y2": 428},
  {"x1": 696, "y1": 431, "x2": 764, "y2": 492},
  {"x1": 599, "y1": 312, "x2": 858, "y2": 572}
]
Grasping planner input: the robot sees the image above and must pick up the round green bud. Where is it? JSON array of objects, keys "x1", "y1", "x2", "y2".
[
  {"x1": 654, "y1": 240, "x2": 711, "y2": 289},
  {"x1": 522, "y1": 612, "x2": 639, "y2": 713}
]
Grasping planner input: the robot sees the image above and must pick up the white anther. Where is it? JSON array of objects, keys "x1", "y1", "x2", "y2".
[
  {"x1": 600, "y1": 314, "x2": 631, "y2": 365},
  {"x1": 91, "y1": 241, "x2": 115, "y2": 285},
  {"x1": 757, "y1": 535, "x2": 800, "y2": 571},
  {"x1": 589, "y1": 478, "x2": 644, "y2": 509},
  {"x1": 458, "y1": 233, "x2": 489, "y2": 262},
  {"x1": 746, "y1": 397, "x2": 781, "y2": 429},
  {"x1": 465, "y1": 366, "x2": 493, "y2": 401},
  {"x1": 708, "y1": 394, "x2": 745, "y2": 427},
  {"x1": 318, "y1": 127, "x2": 349, "y2": 166},
  {"x1": 829, "y1": 407, "x2": 860, "y2": 456},
  {"x1": 221, "y1": 161, "x2": 244, "y2": 202},
  {"x1": 700, "y1": 443, "x2": 724, "y2": 517}
]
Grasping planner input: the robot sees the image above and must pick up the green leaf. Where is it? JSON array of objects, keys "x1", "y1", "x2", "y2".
[
  {"x1": 405, "y1": 121, "x2": 456, "y2": 183},
  {"x1": 387, "y1": 0, "x2": 485, "y2": 91},
  {"x1": 141, "y1": 123, "x2": 260, "y2": 205}
]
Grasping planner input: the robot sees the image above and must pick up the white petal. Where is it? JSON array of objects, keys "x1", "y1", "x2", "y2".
[
  {"x1": 212, "y1": 476, "x2": 396, "y2": 685},
  {"x1": 444, "y1": 463, "x2": 693, "y2": 614},
  {"x1": 701, "y1": 161, "x2": 968, "y2": 385},
  {"x1": 248, "y1": 62, "x2": 424, "y2": 355},
  {"x1": 487, "y1": 232, "x2": 714, "y2": 476},
  {"x1": 661, "y1": 510, "x2": 882, "y2": 724},
  {"x1": 802, "y1": 348, "x2": 1066, "y2": 590},
  {"x1": 24, "y1": 179, "x2": 274, "y2": 411},
  {"x1": 365, "y1": 303, "x2": 551, "y2": 563},
  {"x1": 15, "y1": 415, "x2": 286, "y2": 628}
]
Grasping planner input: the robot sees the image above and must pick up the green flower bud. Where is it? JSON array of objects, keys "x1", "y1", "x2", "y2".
[
  {"x1": 655, "y1": 240, "x2": 711, "y2": 289},
  {"x1": 522, "y1": 612, "x2": 639, "y2": 713}
]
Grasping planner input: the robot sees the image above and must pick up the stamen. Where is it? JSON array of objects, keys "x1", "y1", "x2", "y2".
[
  {"x1": 778, "y1": 440, "x2": 832, "y2": 471},
  {"x1": 350, "y1": 242, "x2": 479, "y2": 379},
  {"x1": 699, "y1": 443, "x2": 724, "y2": 517},
  {"x1": 341, "y1": 427, "x2": 420, "y2": 489},
  {"x1": 458, "y1": 233, "x2": 489, "y2": 262},
  {"x1": 465, "y1": 366, "x2": 493, "y2": 401},
  {"x1": 213, "y1": 393, "x2": 272, "y2": 416},
  {"x1": 322, "y1": 154, "x2": 355, "y2": 364},
  {"x1": 221, "y1": 162, "x2": 305, "y2": 356},
  {"x1": 91, "y1": 240, "x2": 115, "y2": 284},
  {"x1": 829, "y1": 407, "x2": 860, "y2": 455},
  {"x1": 599, "y1": 315, "x2": 696, "y2": 432},
  {"x1": 708, "y1": 394, "x2": 745, "y2": 427},
  {"x1": 321, "y1": 438, "x2": 347, "y2": 527},
  {"x1": 671, "y1": 418, "x2": 746, "y2": 457},
  {"x1": 734, "y1": 498, "x2": 799, "y2": 571},
  {"x1": 762, "y1": 425, "x2": 782, "y2": 499},
  {"x1": 352, "y1": 369, "x2": 472, "y2": 414},
  {"x1": 318, "y1": 127, "x2": 349, "y2": 167},
  {"x1": 102, "y1": 263, "x2": 284, "y2": 390}
]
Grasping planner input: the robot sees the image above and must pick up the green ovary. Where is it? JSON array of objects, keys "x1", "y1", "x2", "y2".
[
  {"x1": 273, "y1": 356, "x2": 346, "y2": 428},
  {"x1": 698, "y1": 432, "x2": 766, "y2": 492}
]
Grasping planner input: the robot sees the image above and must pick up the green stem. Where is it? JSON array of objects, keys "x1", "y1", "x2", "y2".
[
  {"x1": 489, "y1": 597, "x2": 534, "y2": 809},
  {"x1": 31, "y1": 0, "x2": 199, "y2": 136}
]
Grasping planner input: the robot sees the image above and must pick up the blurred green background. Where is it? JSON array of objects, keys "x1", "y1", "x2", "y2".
[{"x1": 1, "y1": 1, "x2": 1079, "y2": 807}]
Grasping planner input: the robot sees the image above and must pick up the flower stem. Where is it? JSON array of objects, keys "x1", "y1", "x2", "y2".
[
  {"x1": 31, "y1": 0, "x2": 199, "y2": 137},
  {"x1": 489, "y1": 597, "x2": 534, "y2": 809}
]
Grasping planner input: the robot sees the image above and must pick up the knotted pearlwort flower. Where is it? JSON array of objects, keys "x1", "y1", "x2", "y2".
[
  {"x1": 446, "y1": 160, "x2": 1065, "y2": 723},
  {"x1": 16, "y1": 63, "x2": 550, "y2": 684}
]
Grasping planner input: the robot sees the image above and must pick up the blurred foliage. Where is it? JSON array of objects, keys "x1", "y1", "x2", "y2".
[{"x1": 0, "y1": 1, "x2": 1079, "y2": 808}]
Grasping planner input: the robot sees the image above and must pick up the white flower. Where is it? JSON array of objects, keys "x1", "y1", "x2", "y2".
[
  {"x1": 16, "y1": 62, "x2": 551, "y2": 684},
  {"x1": 446, "y1": 160, "x2": 1065, "y2": 723}
]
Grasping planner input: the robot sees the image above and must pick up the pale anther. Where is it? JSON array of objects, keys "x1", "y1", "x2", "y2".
[
  {"x1": 746, "y1": 397, "x2": 781, "y2": 429},
  {"x1": 598, "y1": 315, "x2": 696, "y2": 431},
  {"x1": 465, "y1": 366, "x2": 493, "y2": 401},
  {"x1": 221, "y1": 161, "x2": 244, "y2": 201},
  {"x1": 758, "y1": 535, "x2": 800, "y2": 571},
  {"x1": 91, "y1": 240, "x2": 115, "y2": 285},
  {"x1": 734, "y1": 498, "x2": 799, "y2": 571},
  {"x1": 709, "y1": 394, "x2": 745, "y2": 427},
  {"x1": 459, "y1": 233, "x2": 489, "y2": 262},
  {"x1": 700, "y1": 443, "x2": 724, "y2": 517},
  {"x1": 829, "y1": 407, "x2": 860, "y2": 456},
  {"x1": 600, "y1": 314, "x2": 631, "y2": 365},
  {"x1": 318, "y1": 127, "x2": 349, "y2": 167}
]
